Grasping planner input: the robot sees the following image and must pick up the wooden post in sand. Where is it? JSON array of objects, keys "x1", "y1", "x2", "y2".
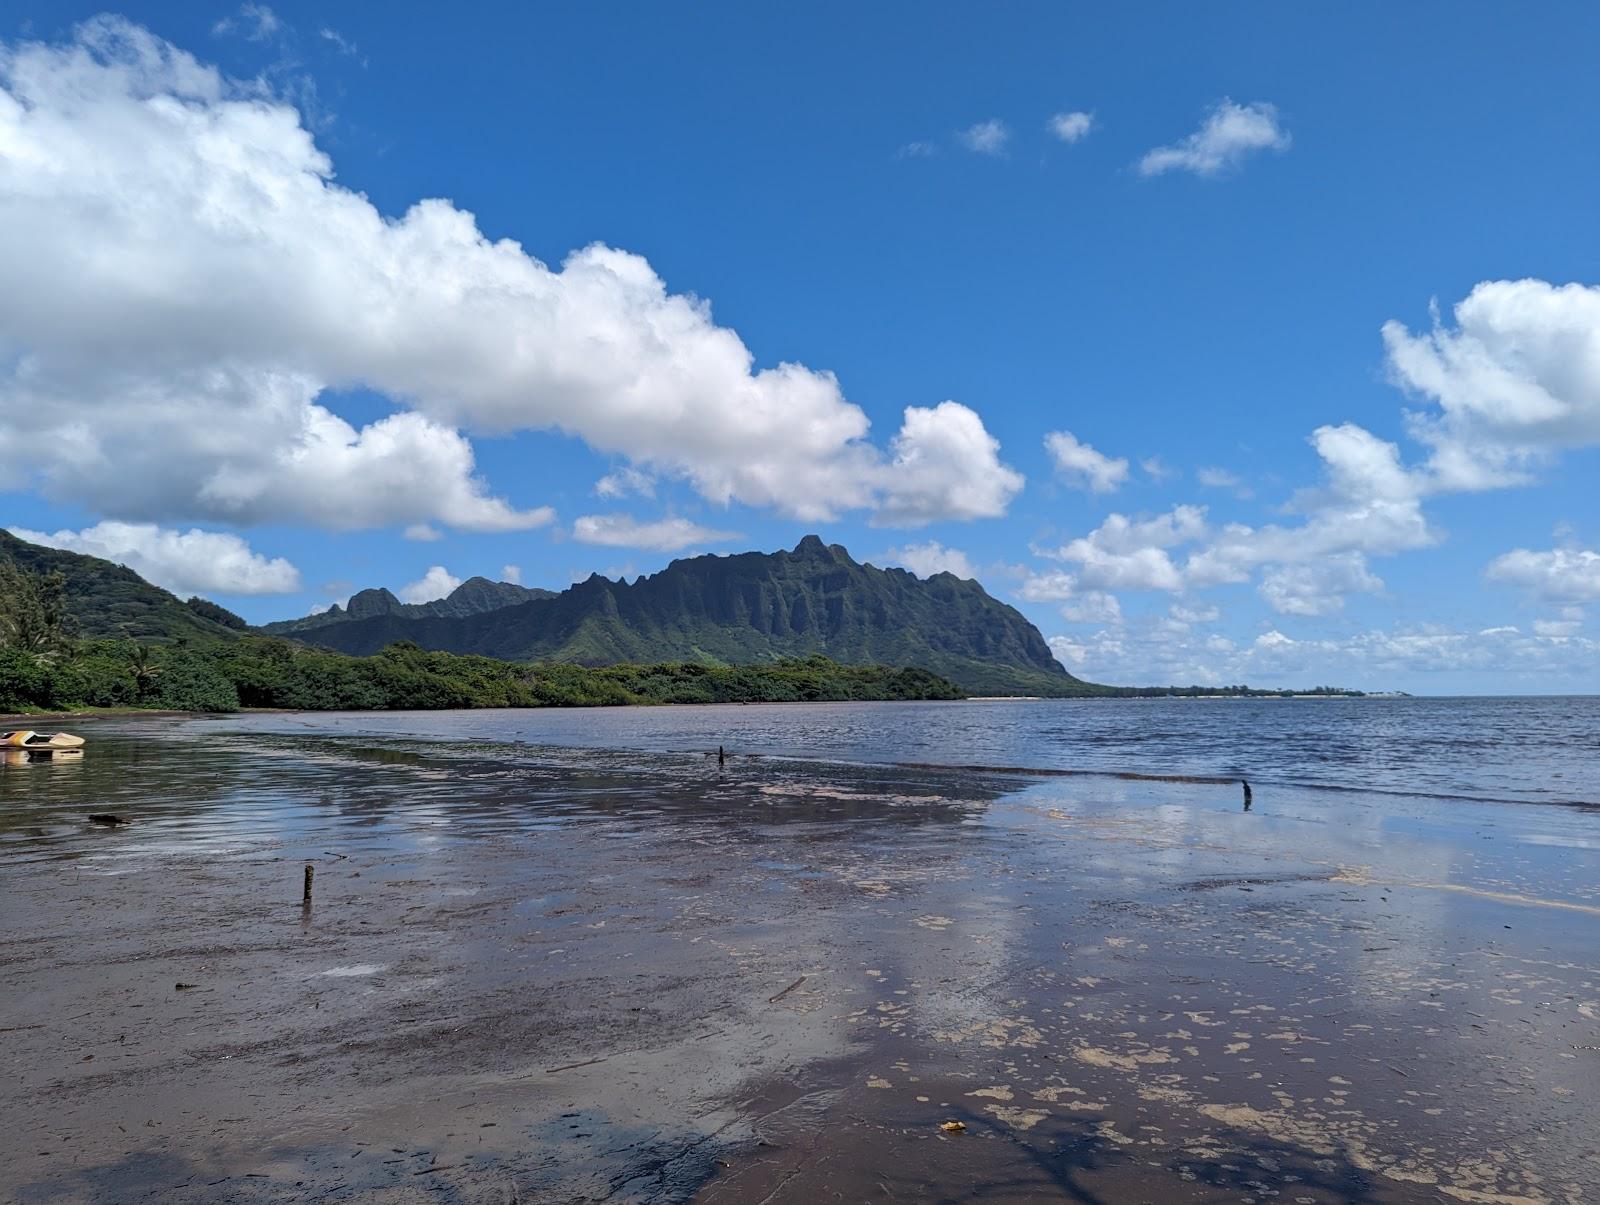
[
  {"x1": 718, "y1": 745, "x2": 727, "y2": 768},
  {"x1": 1242, "y1": 779, "x2": 1253, "y2": 811},
  {"x1": 303, "y1": 863, "x2": 315, "y2": 903}
]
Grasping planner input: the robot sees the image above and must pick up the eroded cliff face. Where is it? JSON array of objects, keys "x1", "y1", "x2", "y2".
[{"x1": 272, "y1": 536, "x2": 1087, "y2": 696}]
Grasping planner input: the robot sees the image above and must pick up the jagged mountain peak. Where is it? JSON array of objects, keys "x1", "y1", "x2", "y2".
[{"x1": 267, "y1": 537, "x2": 1087, "y2": 696}]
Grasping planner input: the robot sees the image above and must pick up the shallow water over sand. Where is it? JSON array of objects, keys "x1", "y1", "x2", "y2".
[{"x1": 3, "y1": 707, "x2": 1598, "y2": 1203}]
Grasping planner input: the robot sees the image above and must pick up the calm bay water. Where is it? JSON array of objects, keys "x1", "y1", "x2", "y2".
[{"x1": 206, "y1": 694, "x2": 1599, "y2": 809}]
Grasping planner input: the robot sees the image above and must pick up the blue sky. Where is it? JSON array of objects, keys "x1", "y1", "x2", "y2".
[{"x1": 3, "y1": 3, "x2": 1598, "y2": 693}]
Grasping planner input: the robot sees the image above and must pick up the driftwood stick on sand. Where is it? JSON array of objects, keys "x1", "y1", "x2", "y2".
[
  {"x1": 303, "y1": 863, "x2": 314, "y2": 903},
  {"x1": 544, "y1": 1054, "x2": 612, "y2": 1074},
  {"x1": 769, "y1": 975, "x2": 806, "y2": 1004}
]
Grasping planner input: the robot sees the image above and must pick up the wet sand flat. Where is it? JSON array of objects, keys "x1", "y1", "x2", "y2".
[{"x1": 2, "y1": 715, "x2": 1598, "y2": 1203}]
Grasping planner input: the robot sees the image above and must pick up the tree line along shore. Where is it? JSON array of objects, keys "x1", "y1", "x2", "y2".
[{"x1": 0, "y1": 637, "x2": 967, "y2": 715}]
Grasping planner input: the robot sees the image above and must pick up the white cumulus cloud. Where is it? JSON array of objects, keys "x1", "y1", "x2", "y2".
[
  {"x1": 9, "y1": 521, "x2": 300, "y2": 595},
  {"x1": 1139, "y1": 99, "x2": 1290, "y2": 177},
  {"x1": 0, "y1": 19, "x2": 1020, "y2": 533},
  {"x1": 1383, "y1": 280, "x2": 1600, "y2": 490},
  {"x1": 398, "y1": 565, "x2": 461, "y2": 604},
  {"x1": 213, "y1": 4, "x2": 280, "y2": 41},
  {"x1": 959, "y1": 119, "x2": 1010, "y2": 156},
  {"x1": 1049, "y1": 617, "x2": 1598, "y2": 690},
  {"x1": 1486, "y1": 547, "x2": 1600, "y2": 603},
  {"x1": 873, "y1": 402, "x2": 1024, "y2": 526},
  {"x1": 1044, "y1": 430, "x2": 1129, "y2": 493},
  {"x1": 878, "y1": 541, "x2": 975, "y2": 580},
  {"x1": 1016, "y1": 570, "x2": 1079, "y2": 603},
  {"x1": 595, "y1": 466, "x2": 656, "y2": 500},
  {"x1": 1258, "y1": 554, "x2": 1384, "y2": 617},
  {"x1": 1036, "y1": 424, "x2": 1432, "y2": 613},
  {"x1": 1040, "y1": 505, "x2": 1207, "y2": 592},
  {"x1": 1059, "y1": 591, "x2": 1121, "y2": 624},
  {"x1": 1048, "y1": 111, "x2": 1093, "y2": 143},
  {"x1": 572, "y1": 514, "x2": 738, "y2": 553}
]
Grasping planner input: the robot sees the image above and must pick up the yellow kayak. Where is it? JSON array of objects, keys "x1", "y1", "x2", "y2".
[{"x1": 2, "y1": 730, "x2": 86, "y2": 750}]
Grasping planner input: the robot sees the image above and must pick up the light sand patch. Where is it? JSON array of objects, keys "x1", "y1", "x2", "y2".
[
  {"x1": 1095, "y1": 1120, "x2": 1134, "y2": 1145},
  {"x1": 1439, "y1": 1190, "x2": 1546, "y2": 1205},
  {"x1": 1138, "y1": 1085, "x2": 1194, "y2": 1105},
  {"x1": 1030, "y1": 1085, "x2": 1085, "y2": 1102},
  {"x1": 866, "y1": 1077, "x2": 892, "y2": 1089},
  {"x1": 1197, "y1": 1102, "x2": 1545, "y2": 1204},
  {"x1": 967, "y1": 1085, "x2": 1014, "y2": 1101},
  {"x1": 931, "y1": 1015, "x2": 1045, "y2": 1050},
  {"x1": 1333, "y1": 867, "x2": 1600, "y2": 917},
  {"x1": 984, "y1": 1105, "x2": 1048, "y2": 1130},
  {"x1": 1074, "y1": 1044, "x2": 1176, "y2": 1072}
]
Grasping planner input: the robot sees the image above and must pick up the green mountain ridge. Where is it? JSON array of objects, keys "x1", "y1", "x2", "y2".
[
  {"x1": 273, "y1": 535, "x2": 1095, "y2": 696},
  {"x1": 0, "y1": 528, "x2": 246, "y2": 643},
  {"x1": 262, "y1": 577, "x2": 555, "y2": 634},
  {"x1": 1, "y1": 528, "x2": 1093, "y2": 694}
]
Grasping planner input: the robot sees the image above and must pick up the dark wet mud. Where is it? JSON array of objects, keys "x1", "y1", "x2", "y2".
[{"x1": 3, "y1": 715, "x2": 1597, "y2": 1203}]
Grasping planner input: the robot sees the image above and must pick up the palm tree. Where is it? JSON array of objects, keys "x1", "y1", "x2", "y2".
[
  {"x1": 0, "y1": 562, "x2": 73, "y2": 655},
  {"x1": 129, "y1": 644, "x2": 160, "y2": 701}
]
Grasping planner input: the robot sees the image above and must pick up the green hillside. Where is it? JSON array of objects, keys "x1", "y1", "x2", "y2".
[
  {"x1": 0, "y1": 528, "x2": 245, "y2": 643},
  {"x1": 275, "y1": 536, "x2": 1099, "y2": 696}
]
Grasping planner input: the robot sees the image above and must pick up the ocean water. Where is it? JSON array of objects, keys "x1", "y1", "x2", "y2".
[{"x1": 201, "y1": 694, "x2": 1599, "y2": 810}]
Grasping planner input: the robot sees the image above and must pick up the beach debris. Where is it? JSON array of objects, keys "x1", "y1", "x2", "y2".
[
  {"x1": 769, "y1": 975, "x2": 807, "y2": 1004},
  {"x1": 544, "y1": 1054, "x2": 612, "y2": 1073},
  {"x1": 303, "y1": 863, "x2": 314, "y2": 903},
  {"x1": 1241, "y1": 779, "x2": 1253, "y2": 811},
  {"x1": 940, "y1": 1120, "x2": 967, "y2": 1133},
  {"x1": 174, "y1": 982, "x2": 198, "y2": 991},
  {"x1": 718, "y1": 744, "x2": 727, "y2": 767},
  {"x1": 87, "y1": 813, "x2": 125, "y2": 826}
]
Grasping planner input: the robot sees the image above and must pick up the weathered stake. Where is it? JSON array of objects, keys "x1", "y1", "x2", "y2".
[
  {"x1": 717, "y1": 745, "x2": 726, "y2": 767},
  {"x1": 303, "y1": 863, "x2": 315, "y2": 903},
  {"x1": 1242, "y1": 779, "x2": 1253, "y2": 812}
]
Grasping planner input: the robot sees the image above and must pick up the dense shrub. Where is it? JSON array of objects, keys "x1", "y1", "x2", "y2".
[
  {"x1": 150, "y1": 652, "x2": 240, "y2": 713},
  {"x1": 0, "y1": 646, "x2": 52, "y2": 712}
]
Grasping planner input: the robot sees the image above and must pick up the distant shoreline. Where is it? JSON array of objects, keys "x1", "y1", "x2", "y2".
[{"x1": 4, "y1": 691, "x2": 1401, "y2": 726}]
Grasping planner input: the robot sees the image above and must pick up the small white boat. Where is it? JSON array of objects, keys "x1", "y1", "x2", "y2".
[{"x1": 1, "y1": 730, "x2": 86, "y2": 751}]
